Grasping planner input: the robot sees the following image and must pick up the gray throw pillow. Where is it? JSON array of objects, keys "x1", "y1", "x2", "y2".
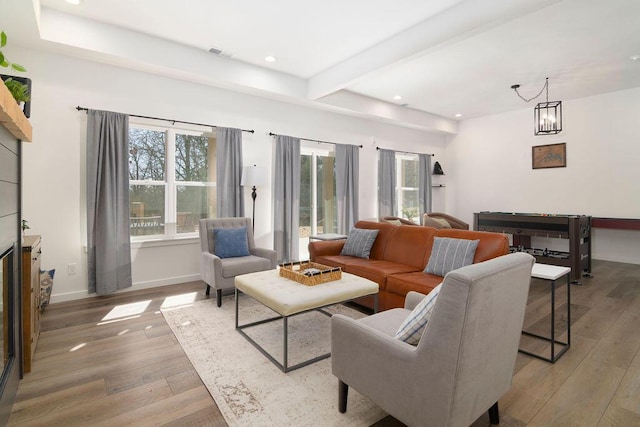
[
  {"x1": 424, "y1": 237, "x2": 479, "y2": 276},
  {"x1": 340, "y1": 228, "x2": 379, "y2": 259}
]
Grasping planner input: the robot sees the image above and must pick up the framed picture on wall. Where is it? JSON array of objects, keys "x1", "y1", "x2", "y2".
[{"x1": 532, "y1": 143, "x2": 566, "y2": 169}]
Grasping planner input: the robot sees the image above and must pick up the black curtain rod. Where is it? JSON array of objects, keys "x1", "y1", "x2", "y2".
[
  {"x1": 269, "y1": 132, "x2": 362, "y2": 148},
  {"x1": 376, "y1": 146, "x2": 433, "y2": 156},
  {"x1": 76, "y1": 106, "x2": 255, "y2": 133}
]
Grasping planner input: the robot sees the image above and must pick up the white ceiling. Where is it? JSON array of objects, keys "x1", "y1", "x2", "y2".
[{"x1": 4, "y1": 0, "x2": 640, "y2": 133}]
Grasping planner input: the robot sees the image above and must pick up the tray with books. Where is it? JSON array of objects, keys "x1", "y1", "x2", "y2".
[{"x1": 278, "y1": 261, "x2": 342, "y2": 286}]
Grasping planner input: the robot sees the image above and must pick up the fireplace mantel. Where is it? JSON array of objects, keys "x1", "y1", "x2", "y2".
[{"x1": 0, "y1": 81, "x2": 32, "y2": 142}]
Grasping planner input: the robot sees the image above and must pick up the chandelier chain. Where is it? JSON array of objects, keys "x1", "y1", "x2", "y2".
[{"x1": 513, "y1": 78, "x2": 549, "y2": 103}]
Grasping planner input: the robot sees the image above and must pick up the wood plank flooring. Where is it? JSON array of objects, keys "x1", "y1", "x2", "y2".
[{"x1": 9, "y1": 260, "x2": 640, "y2": 426}]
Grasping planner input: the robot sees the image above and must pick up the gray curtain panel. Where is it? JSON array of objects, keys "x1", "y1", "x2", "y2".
[
  {"x1": 378, "y1": 149, "x2": 396, "y2": 217},
  {"x1": 419, "y1": 153, "x2": 433, "y2": 222},
  {"x1": 216, "y1": 127, "x2": 244, "y2": 218},
  {"x1": 336, "y1": 144, "x2": 359, "y2": 234},
  {"x1": 86, "y1": 110, "x2": 132, "y2": 295},
  {"x1": 273, "y1": 135, "x2": 300, "y2": 263}
]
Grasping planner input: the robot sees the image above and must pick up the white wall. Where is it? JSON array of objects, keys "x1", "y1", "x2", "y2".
[
  {"x1": 18, "y1": 48, "x2": 446, "y2": 302},
  {"x1": 446, "y1": 87, "x2": 640, "y2": 264}
]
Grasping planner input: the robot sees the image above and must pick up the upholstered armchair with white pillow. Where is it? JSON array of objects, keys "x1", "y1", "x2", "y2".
[
  {"x1": 199, "y1": 217, "x2": 277, "y2": 307},
  {"x1": 331, "y1": 252, "x2": 534, "y2": 426},
  {"x1": 423, "y1": 212, "x2": 469, "y2": 230}
]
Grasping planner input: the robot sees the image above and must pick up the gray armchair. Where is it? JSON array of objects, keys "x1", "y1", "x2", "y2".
[
  {"x1": 332, "y1": 252, "x2": 534, "y2": 426},
  {"x1": 199, "y1": 217, "x2": 277, "y2": 307}
]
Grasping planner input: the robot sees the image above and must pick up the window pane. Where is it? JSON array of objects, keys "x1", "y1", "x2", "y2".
[
  {"x1": 317, "y1": 156, "x2": 337, "y2": 234},
  {"x1": 400, "y1": 189, "x2": 419, "y2": 222},
  {"x1": 129, "y1": 128, "x2": 165, "y2": 180},
  {"x1": 130, "y1": 184, "x2": 165, "y2": 236},
  {"x1": 299, "y1": 154, "x2": 312, "y2": 237},
  {"x1": 175, "y1": 134, "x2": 213, "y2": 182},
  {"x1": 176, "y1": 185, "x2": 215, "y2": 233},
  {"x1": 400, "y1": 158, "x2": 418, "y2": 187}
]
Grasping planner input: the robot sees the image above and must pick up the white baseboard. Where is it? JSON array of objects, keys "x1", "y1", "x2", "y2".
[{"x1": 49, "y1": 274, "x2": 202, "y2": 304}]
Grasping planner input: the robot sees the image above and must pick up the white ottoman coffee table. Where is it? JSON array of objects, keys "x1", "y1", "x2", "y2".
[{"x1": 234, "y1": 269, "x2": 378, "y2": 373}]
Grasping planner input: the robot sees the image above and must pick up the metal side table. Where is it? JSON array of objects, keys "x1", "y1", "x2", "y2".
[{"x1": 519, "y1": 263, "x2": 571, "y2": 363}]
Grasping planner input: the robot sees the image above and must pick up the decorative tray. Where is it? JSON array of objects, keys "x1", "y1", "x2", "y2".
[{"x1": 279, "y1": 261, "x2": 342, "y2": 286}]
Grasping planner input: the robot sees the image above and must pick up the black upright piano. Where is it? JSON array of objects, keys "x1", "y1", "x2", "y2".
[{"x1": 474, "y1": 212, "x2": 591, "y2": 283}]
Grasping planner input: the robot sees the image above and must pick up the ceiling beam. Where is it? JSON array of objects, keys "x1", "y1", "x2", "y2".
[{"x1": 306, "y1": 0, "x2": 562, "y2": 101}]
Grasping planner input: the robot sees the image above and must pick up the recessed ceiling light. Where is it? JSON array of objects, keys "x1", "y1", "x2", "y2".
[
  {"x1": 393, "y1": 95, "x2": 403, "y2": 101},
  {"x1": 265, "y1": 56, "x2": 277, "y2": 63},
  {"x1": 631, "y1": 55, "x2": 640, "y2": 61},
  {"x1": 65, "y1": 0, "x2": 82, "y2": 4},
  {"x1": 455, "y1": 113, "x2": 463, "y2": 118}
]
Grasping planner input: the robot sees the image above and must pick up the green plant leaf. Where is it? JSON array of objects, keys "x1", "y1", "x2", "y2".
[
  {"x1": 1, "y1": 31, "x2": 6, "y2": 47},
  {"x1": 0, "y1": 52, "x2": 5, "y2": 64},
  {"x1": 11, "y1": 63, "x2": 26, "y2": 72},
  {"x1": 0, "y1": 59, "x2": 9, "y2": 68}
]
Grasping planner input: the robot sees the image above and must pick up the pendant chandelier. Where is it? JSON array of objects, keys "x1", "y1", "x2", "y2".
[{"x1": 511, "y1": 77, "x2": 562, "y2": 135}]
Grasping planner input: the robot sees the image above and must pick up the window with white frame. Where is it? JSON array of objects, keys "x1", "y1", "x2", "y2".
[
  {"x1": 396, "y1": 153, "x2": 419, "y2": 222},
  {"x1": 299, "y1": 144, "x2": 337, "y2": 240},
  {"x1": 128, "y1": 123, "x2": 216, "y2": 239}
]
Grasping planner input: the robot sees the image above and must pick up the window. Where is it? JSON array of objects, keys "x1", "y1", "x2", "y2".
[
  {"x1": 299, "y1": 144, "x2": 337, "y2": 255},
  {"x1": 129, "y1": 123, "x2": 216, "y2": 239},
  {"x1": 396, "y1": 154, "x2": 419, "y2": 222}
]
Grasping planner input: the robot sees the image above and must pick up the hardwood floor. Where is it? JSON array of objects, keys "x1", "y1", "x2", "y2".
[{"x1": 9, "y1": 260, "x2": 640, "y2": 426}]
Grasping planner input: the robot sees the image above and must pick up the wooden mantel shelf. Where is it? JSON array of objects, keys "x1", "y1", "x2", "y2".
[{"x1": 0, "y1": 80, "x2": 32, "y2": 142}]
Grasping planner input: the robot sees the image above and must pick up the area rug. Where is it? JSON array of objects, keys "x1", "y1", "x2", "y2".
[{"x1": 161, "y1": 295, "x2": 387, "y2": 426}]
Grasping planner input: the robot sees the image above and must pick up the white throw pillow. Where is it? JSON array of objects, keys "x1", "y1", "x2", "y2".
[{"x1": 394, "y1": 283, "x2": 442, "y2": 345}]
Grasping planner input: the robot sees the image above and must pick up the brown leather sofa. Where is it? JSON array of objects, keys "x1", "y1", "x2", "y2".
[{"x1": 308, "y1": 220, "x2": 509, "y2": 311}]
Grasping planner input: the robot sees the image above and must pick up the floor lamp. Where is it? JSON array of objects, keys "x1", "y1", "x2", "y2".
[{"x1": 241, "y1": 165, "x2": 267, "y2": 233}]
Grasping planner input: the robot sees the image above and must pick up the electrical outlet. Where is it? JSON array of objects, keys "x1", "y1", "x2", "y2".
[{"x1": 67, "y1": 263, "x2": 77, "y2": 275}]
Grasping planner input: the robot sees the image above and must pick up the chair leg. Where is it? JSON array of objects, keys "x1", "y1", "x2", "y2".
[
  {"x1": 338, "y1": 380, "x2": 349, "y2": 413},
  {"x1": 488, "y1": 402, "x2": 499, "y2": 425},
  {"x1": 216, "y1": 289, "x2": 222, "y2": 307},
  {"x1": 205, "y1": 284, "x2": 211, "y2": 296}
]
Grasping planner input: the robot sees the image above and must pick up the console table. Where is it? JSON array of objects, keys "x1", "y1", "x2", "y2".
[{"x1": 474, "y1": 212, "x2": 591, "y2": 283}]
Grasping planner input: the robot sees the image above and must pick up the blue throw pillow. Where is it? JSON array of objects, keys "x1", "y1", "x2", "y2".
[
  {"x1": 425, "y1": 237, "x2": 479, "y2": 276},
  {"x1": 213, "y1": 227, "x2": 250, "y2": 258},
  {"x1": 340, "y1": 228, "x2": 379, "y2": 259}
]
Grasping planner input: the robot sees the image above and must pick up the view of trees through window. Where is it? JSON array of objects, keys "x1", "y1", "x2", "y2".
[
  {"x1": 299, "y1": 149, "x2": 337, "y2": 240},
  {"x1": 129, "y1": 126, "x2": 216, "y2": 238},
  {"x1": 397, "y1": 155, "x2": 419, "y2": 222}
]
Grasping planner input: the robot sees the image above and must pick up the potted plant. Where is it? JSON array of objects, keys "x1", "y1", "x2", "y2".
[{"x1": 1, "y1": 30, "x2": 31, "y2": 117}]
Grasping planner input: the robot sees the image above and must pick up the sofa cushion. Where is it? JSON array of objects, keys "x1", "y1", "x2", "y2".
[
  {"x1": 386, "y1": 271, "x2": 443, "y2": 300},
  {"x1": 221, "y1": 255, "x2": 272, "y2": 278},
  {"x1": 382, "y1": 225, "x2": 437, "y2": 269},
  {"x1": 213, "y1": 227, "x2": 250, "y2": 258},
  {"x1": 394, "y1": 283, "x2": 442, "y2": 345},
  {"x1": 436, "y1": 229, "x2": 509, "y2": 263},
  {"x1": 341, "y1": 228, "x2": 379, "y2": 259},
  {"x1": 353, "y1": 221, "x2": 397, "y2": 260},
  {"x1": 345, "y1": 260, "x2": 420, "y2": 291},
  {"x1": 425, "y1": 237, "x2": 479, "y2": 276}
]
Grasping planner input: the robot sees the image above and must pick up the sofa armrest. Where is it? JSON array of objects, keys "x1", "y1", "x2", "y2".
[
  {"x1": 404, "y1": 291, "x2": 427, "y2": 310},
  {"x1": 200, "y1": 251, "x2": 223, "y2": 285},
  {"x1": 308, "y1": 240, "x2": 346, "y2": 261},
  {"x1": 250, "y1": 247, "x2": 278, "y2": 268}
]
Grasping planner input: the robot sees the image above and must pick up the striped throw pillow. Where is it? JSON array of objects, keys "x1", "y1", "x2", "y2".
[
  {"x1": 424, "y1": 237, "x2": 479, "y2": 276},
  {"x1": 340, "y1": 228, "x2": 379, "y2": 259},
  {"x1": 394, "y1": 284, "x2": 442, "y2": 345}
]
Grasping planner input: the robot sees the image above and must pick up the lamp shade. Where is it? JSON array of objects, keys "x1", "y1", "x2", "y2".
[{"x1": 241, "y1": 165, "x2": 268, "y2": 187}]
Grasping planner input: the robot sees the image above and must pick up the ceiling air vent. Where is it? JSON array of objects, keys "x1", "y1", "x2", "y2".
[{"x1": 208, "y1": 47, "x2": 232, "y2": 58}]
